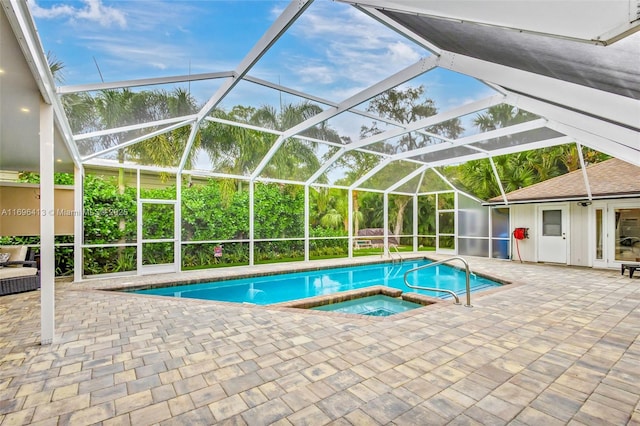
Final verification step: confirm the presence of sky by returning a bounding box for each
[29,0,494,145]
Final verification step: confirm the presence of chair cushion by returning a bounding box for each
[0,246,28,267]
[0,267,38,279]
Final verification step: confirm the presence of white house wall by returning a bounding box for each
[508,199,640,268]
[509,204,537,262]
[510,202,589,266]
[570,203,590,267]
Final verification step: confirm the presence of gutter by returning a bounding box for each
[482,193,640,206]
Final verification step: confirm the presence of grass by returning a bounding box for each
[353,246,435,256]
[182,246,437,269]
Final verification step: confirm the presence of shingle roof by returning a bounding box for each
[487,158,640,204]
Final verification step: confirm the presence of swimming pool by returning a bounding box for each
[130,259,501,305]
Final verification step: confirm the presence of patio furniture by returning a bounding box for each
[356,229,399,248]
[354,239,372,249]
[621,263,639,279]
[0,246,40,296]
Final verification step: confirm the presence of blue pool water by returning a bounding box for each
[312,295,423,316]
[131,259,501,304]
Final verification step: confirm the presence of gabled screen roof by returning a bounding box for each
[1,0,638,199]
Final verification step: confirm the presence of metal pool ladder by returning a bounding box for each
[383,245,404,263]
[403,256,473,307]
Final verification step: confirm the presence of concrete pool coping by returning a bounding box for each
[70,253,515,324]
[78,254,509,321]
[75,254,430,292]
[271,285,444,320]
[76,253,510,293]
[272,286,442,310]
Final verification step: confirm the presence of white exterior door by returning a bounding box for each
[538,205,568,263]
[609,204,640,267]
[592,202,640,269]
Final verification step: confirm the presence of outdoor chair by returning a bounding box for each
[621,263,639,279]
[0,245,41,296]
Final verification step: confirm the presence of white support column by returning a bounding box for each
[576,143,593,200]
[489,156,508,206]
[136,169,142,274]
[488,207,494,259]
[413,194,419,252]
[454,192,459,255]
[348,189,354,258]
[414,171,426,253]
[435,194,440,252]
[383,193,389,255]
[175,173,182,271]
[304,185,310,262]
[40,102,55,345]
[73,165,84,283]
[249,181,255,265]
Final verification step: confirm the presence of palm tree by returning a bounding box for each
[199,106,273,193]
[47,51,64,84]
[452,102,612,200]
[249,102,340,181]
[127,88,200,169]
[47,53,100,139]
[473,104,536,131]
[320,208,343,229]
[201,101,341,186]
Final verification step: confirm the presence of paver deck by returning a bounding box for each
[0,255,639,425]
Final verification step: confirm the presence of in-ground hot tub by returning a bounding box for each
[274,285,441,317]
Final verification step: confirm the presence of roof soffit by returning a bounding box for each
[378,11,640,101]
[342,0,640,45]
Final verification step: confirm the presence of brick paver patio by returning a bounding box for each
[0,255,639,425]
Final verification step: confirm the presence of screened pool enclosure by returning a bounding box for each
[75,169,512,277]
[2,2,638,283]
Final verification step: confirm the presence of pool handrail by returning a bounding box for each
[382,245,404,263]
[403,256,472,307]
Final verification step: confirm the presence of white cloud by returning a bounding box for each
[297,64,336,85]
[284,2,426,94]
[387,41,421,64]
[75,0,126,28]
[81,34,188,75]
[29,0,126,28]
[28,1,75,19]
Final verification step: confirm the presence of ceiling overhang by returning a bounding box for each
[0,2,77,173]
[343,0,640,45]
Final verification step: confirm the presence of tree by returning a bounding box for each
[451,104,609,200]
[47,51,65,85]
[200,101,341,198]
[473,103,534,131]
[127,88,200,169]
[248,102,340,180]
[359,85,464,238]
[310,187,345,231]
[362,86,463,149]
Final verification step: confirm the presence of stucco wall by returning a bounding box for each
[507,199,639,268]
[509,204,535,262]
[0,183,74,236]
